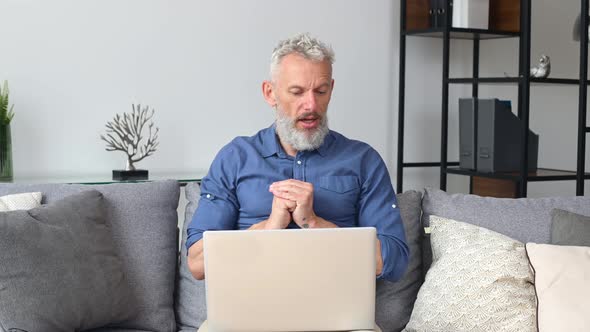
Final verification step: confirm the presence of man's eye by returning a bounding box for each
[316,90,327,95]
[291,91,303,96]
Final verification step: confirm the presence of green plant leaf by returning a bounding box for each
[0,80,14,124]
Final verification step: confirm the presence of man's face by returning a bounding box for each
[263,53,334,151]
[271,53,334,133]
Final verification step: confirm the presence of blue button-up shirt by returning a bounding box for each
[186,125,409,281]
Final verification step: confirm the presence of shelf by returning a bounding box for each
[448,77,590,85]
[398,0,588,197]
[403,27,520,40]
[0,171,207,186]
[403,162,459,168]
[445,167,590,182]
[448,77,520,84]
[530,78,590,85]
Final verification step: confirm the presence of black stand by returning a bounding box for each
[112,169,148,181]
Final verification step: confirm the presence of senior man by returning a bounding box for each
[186,33,408,331]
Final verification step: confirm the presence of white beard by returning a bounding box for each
[275,107,329,152]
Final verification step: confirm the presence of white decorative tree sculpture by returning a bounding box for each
[101,104,159,179]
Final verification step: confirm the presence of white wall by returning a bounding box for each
[1,0,396,178]
[0,0,587,197]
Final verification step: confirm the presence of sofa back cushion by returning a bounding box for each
[551,208,590,246]
[175,184,424,332]
[175,182,207,331]
[375,190,423,332]
[0,181,180,332]
[0,190,136,331]
[421,187,590,270]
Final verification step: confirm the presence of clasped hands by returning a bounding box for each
[267,179,318,229]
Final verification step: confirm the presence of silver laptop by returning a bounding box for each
[203,227,377,332]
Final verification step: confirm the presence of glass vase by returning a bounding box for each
[0,124,13,181]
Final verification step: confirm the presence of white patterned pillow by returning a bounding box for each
[0,192,42,211]
[404,216,536,332]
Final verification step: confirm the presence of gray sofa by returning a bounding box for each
[0,180,181,332]
[0,180,589,332]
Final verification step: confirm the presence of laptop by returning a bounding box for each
[203,227,377,332]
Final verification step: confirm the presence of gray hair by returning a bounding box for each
[270,33,335,80]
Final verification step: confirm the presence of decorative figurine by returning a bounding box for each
[101,104,159,180]
[530,54,551,79]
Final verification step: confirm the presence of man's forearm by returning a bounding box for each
[376,238,383,276]
[250,215,338,230]
[248,219,285,230]
[187,240,206,280]
[306,215,338,229]
[249,219,270,230]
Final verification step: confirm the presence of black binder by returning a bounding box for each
[430,0,453,28]
[458,98,539,173]
[459,98,476,169]
[476,98,539,173]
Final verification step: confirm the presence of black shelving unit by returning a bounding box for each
[397,0,590,197]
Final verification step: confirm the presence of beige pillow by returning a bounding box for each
[526,243,590,332]
[0,192,42,211]
[404,216,536,332]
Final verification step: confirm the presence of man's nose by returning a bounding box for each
[303,91,317,111]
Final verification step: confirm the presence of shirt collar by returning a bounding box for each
[259,124,285,158]
[315,131,334,157]
[259,123,334,158]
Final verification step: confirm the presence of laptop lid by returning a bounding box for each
[203,227,376,332]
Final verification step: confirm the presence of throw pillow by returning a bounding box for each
[526,243,590,332]
[0,180,181,332]
[404,216,536,332]
[0,190,136,332]
[550,208,590,246]
[375,190,424,332]
[0,191,42,211]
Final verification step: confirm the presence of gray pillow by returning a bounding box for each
[0,180,180,332]
[421,187,590,270]
[175,182,207,331]
[0,190,135,332]
[422,187,590,243]
[551,208,590,246]
[174,184,424,332]
[376,190,423,332]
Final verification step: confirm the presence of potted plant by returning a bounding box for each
[0,80,15,181]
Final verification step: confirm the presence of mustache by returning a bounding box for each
[296,112,322,120]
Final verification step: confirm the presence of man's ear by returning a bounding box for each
[262,80,277,107]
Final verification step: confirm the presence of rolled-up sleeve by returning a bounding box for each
[186,145,240,251]
[358,149,409,282]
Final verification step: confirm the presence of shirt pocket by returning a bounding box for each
[316,176,360,224]
[319,176,360,194]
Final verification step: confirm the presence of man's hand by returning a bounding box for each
[269,179,318,228]
[266,195,296,229]
[249,194,295,230]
